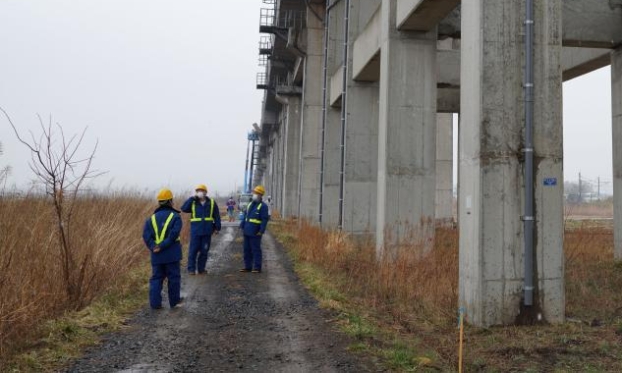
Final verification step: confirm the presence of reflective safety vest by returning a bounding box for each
[245,203,263,224]
[191,199,215,223]
[151,212,179,245]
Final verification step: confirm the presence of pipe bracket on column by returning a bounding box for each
[522,216,535,221]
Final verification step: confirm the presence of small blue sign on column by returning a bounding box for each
[543,177,557,186]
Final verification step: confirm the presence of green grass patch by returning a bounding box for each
[4,262,150,372]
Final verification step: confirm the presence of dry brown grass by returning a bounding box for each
[273,219,622,371]
[0,193,152,363]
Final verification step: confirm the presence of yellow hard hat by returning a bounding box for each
[195,184,208,192]
[253,185,265,195]
[157,188,173,201]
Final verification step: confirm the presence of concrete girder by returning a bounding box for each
[436,1,622,48]
[563,0,622,48]
[562,47,612,81]
[397,0,461,32]
[352,5,382,81]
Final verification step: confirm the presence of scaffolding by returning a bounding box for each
[256,72,269,90]
[259,35,273,55]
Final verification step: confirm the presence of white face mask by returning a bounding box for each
[196,191,206,199]
[252,194,260,202]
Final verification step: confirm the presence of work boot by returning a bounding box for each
[239,268,251,273]
[173,297,185,309]
[252,269,261,273]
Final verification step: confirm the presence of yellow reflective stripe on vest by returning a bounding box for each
[245,203,263,224]
[151,212,175,245]
[191,199,215,222]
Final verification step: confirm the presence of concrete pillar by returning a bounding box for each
[343,0,380,238]
[283,97,302,218]
[613,48,622,259]
[320,2,344,229]
[459,0,564,326]
[435,113,453,226]
[321,109,342,227]
[376,0,437,252]
[298,5,325,222]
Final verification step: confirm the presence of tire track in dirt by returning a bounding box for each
[67,224,373,372]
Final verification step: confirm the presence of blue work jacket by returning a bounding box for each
[239,200,270,237]
[181,197,222,236]
[142,206,183,265]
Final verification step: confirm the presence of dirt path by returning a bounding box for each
[68,224,373,372]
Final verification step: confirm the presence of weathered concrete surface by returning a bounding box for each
[298,5,325,221]
[562,0,622,48]
[396,0,460,31]
[435,1,622,48]
[338,1,381,238]
[459,0,564,326]
[352,4,382,81]
[321,0,347,228]
[282,97,301,218]
[613,48,622,260]
[329,65,344,107]
[376,0,437,252]
[436,113,453,225]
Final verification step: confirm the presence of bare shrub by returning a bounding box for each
[2,108,106,306]
[0,194,152,360]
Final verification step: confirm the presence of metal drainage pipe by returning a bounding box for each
[523,0,535,306]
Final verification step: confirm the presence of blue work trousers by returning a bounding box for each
[188,234,212,273]
[149,261,181,309]
[243,235,263,271]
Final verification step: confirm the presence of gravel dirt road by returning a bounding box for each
[67,224,374,372]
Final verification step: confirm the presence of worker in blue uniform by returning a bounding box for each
[142,188,183,309]
[239,185,270,273]
[181,184,221,275]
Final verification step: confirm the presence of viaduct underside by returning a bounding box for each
[254,0,622,326]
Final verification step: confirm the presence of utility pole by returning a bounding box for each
[598,177,601,201]
[578,172,582,203]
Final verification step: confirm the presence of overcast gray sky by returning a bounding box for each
[0,1,615,196]
[0,0,263,196]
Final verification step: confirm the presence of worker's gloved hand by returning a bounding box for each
[256,232,262,236]
[213,230,219,235]
[153,246,161,253]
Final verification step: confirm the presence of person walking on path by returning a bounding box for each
[226,196,236,222]
[181,184,221,275]
[239,185,270,273]
[142,188,183,309]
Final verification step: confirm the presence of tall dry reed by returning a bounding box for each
[286,221,459,328]
[0,193,152,358]
[280,220,622,331]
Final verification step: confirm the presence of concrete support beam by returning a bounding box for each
[562,47,613,81]
[397,0,460,32]
[329,65,344,107]
[562,1,622,48]
[613,48,622,260]
[459,0,564,326]
[298,5,325,221]
[352,5,382,81]
[282,97,301,218]
[435,113,453,226]
[376,0,437,252]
